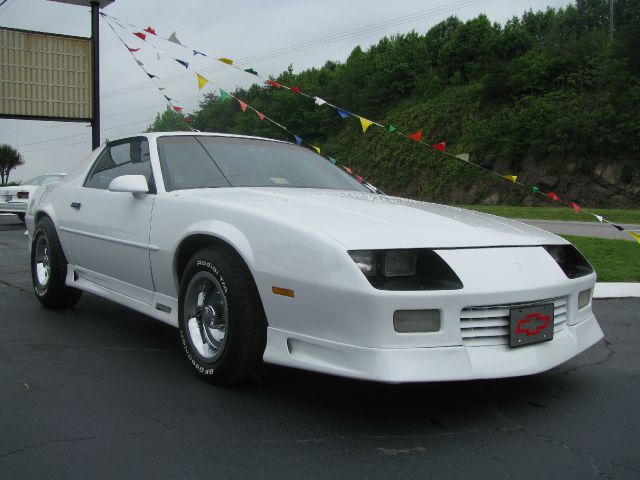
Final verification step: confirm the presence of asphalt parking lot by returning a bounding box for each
[1,214,639,479]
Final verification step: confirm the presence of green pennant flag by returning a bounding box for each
[387,124,396,133]
[244,68,258,75]
[328,156,337,165]
[532,186,540,193]
[219,88,230,101]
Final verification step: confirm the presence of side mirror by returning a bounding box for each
[108,175,149,197]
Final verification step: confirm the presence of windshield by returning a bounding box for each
[23,174,65,186]
[157,135,369,192]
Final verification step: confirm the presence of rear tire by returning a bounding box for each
[178,247,267,385]
[31,216,82,309]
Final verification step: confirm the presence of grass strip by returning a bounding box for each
[562,235,640,282]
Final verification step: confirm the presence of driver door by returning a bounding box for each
[57,137,157,303]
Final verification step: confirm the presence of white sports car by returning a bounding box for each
[26,132,604,384]
[1,173,66,222]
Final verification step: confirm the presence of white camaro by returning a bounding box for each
[26,132,604,384]
[0,173,66,223]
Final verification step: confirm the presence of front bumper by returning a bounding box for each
[264,314,604,382]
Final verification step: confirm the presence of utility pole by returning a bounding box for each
[610,0,614,42]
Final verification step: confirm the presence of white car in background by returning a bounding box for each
[25,132,603,385]
[1,173,66,223]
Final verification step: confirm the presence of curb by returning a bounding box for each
[594,283,640,299]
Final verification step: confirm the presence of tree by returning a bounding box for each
[0,143,24,186]
[146,107,191,132]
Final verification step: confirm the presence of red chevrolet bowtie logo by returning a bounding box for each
[516,312,551,336]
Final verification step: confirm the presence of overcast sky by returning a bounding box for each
[0,0,573,182]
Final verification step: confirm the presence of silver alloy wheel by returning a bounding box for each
[183,271,229,360]
[34,234,51,289]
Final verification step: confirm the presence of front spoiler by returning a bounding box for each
[263,314,604,383]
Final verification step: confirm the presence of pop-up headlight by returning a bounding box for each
[543,244,594,279]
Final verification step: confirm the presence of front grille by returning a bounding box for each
[460,297,568,347]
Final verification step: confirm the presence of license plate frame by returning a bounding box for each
[509,303,554,348]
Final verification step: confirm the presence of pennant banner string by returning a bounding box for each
[101,11,632,236]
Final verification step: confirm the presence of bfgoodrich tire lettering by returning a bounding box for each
[31,216,82,309]
[178,247,267,385]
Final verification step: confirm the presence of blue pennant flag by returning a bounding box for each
[294,136,302,145]
[193,50,206,57]
[147,72,158,79]
[174,58,189,69]
[336,109,351,119]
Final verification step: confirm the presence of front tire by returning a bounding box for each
[31,216,82,308]
[179,247,267,385]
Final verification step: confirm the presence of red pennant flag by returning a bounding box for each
[356,175,363,183]
[568,202,581,213]
[238,100,248,112]
[266,79,281,88]
[172,105,183,112]
[256,111,265,121]
[291,86,302,94]
[126,45,140,52]
[547,192,559,201]
[181,117,190,123]
[408,130,422,142]
[144,26,156,35]
[432,141,446,151]
[133,32,146,41]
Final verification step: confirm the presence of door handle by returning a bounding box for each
[70,202,81,209]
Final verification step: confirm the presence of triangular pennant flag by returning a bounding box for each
[360,117,373,134]
[312,146,320,154]
[610,223,626,232]
[135,59,144,67]
[146,72,158,79]
[172,105,183,112]
[219,88,230,101]
[218,58,234,65]
[432,142,446,151]
[408,129,422,142]
[168,32,182,45]
[193,50,206,57]
[126,45,140,52]
[356,175,363,183]
[314,97,326,106]
[532,186,540,193]
[175,59,189,69]
[336,109,350,119]
[291,86,302,94]
[547,192,560,201]
[328,157,337,165]
[181,117,190,123]
[158,87,166,90]
[342,166,353,174]
[593,214,604,222]
[133,32,146,41]
[503,175,518,183]
[238,100,248,112]
[455,153,470,161]
[163,95,172,102]
[294,135,302,145]
[568,202,581,213]
[387,124,397,133]
[144,26,156,35]
[256,111,265,121]
[629,231,640,244]
[196,73,208,91]
[266,79,281,88]
[244,68,258,75]
[156,49,165,61]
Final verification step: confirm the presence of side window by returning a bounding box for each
[84,138,155,191]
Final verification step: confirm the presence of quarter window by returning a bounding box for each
[84,138,155,191]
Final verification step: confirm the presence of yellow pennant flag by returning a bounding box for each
[196,73,209,91]
[312,145,321,154]
[360,117,373,134]
[629,231,640,245]
[503,175,518,183]
[218,57,233,65]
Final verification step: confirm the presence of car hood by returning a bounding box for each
[176,187,565,249]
